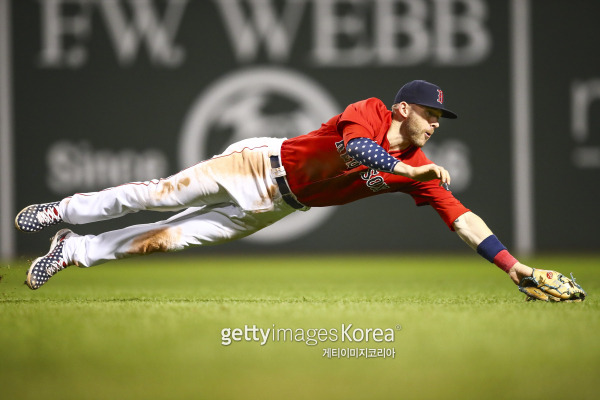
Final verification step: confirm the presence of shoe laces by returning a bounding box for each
[44,236,70,276]
[45,259,69,276]
[37,205,61,225]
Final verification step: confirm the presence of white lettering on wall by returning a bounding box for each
[38,0,188,68]
[433,0,490,65]
[38,0,93,67]
[213,0,308,62]
[46,141,169,193]
[571,79,600,168]
[37,0,492,68]
[312,0,491,66]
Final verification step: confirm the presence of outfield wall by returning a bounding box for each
[1,0,599,257]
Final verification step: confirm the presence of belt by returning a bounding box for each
[269,155,307,210]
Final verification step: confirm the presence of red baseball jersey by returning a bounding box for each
[280,97,470,230]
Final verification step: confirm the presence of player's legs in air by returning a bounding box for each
[16,138,297,289]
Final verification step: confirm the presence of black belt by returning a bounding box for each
[269,155,307,210]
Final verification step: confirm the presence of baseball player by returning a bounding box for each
[16,80,586,301]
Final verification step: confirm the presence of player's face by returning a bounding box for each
[401,104,442,148]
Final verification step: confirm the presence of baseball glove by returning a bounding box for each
[518,269,586,302]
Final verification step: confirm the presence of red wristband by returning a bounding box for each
[493,250,518,273]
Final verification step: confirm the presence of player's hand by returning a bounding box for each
[407,164,451,186]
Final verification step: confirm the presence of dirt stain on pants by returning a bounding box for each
[127,227,182,255]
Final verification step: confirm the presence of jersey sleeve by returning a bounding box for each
[408,181,470,231]
[339,98,390,146]
[346,137,399,173]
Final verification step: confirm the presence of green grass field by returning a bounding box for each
[1,254,599,400]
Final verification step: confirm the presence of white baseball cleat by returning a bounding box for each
[25,229,79,290]
[15,202,63,233]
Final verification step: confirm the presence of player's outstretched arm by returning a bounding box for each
[452,211,531,284]
[452,211,587,301]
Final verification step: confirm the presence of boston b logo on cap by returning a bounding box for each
[393,80,458,119]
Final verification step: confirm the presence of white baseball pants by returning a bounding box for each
[59,138,300,267]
